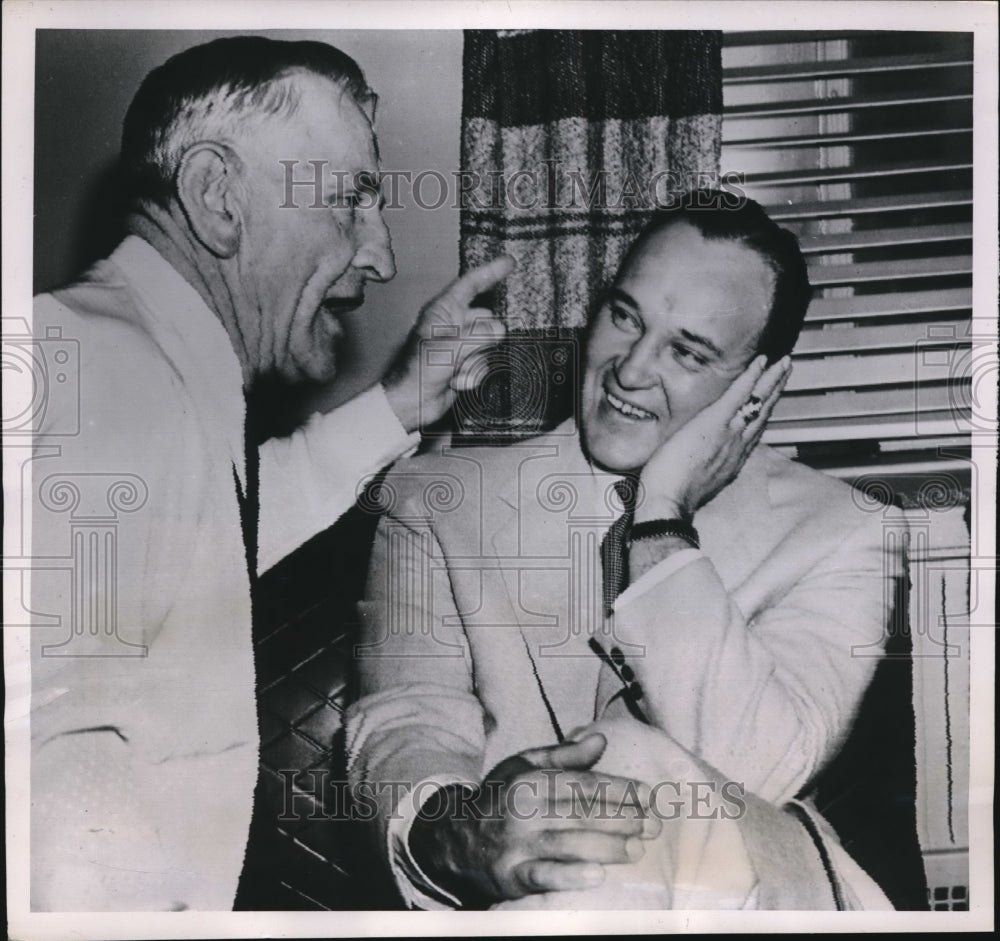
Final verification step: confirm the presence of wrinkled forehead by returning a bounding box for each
[256,71,380,167]
[288,69,376,128]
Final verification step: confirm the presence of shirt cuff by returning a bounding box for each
[389,775,475,910]
[614,548,703,612]
[306,383,420,478]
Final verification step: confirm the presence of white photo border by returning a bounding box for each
[4,1,996,937]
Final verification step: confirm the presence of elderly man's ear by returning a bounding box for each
[175,143,244,258]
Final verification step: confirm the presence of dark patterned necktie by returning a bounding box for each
[595,476,647,723]
[600,477,638,617]
[233,408,260,603]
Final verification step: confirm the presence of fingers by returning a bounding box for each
[513,859,605,895]
[535,801,661,841]
[414,256,514,399]
[441,255,516,307]
[714,354,767,415]
[518,732,607,772]
[728,356,791,435]
[448,314,508,392]
[750,355,792,404]
[463,310,507,342]
[740,359,792,437]
[485,774,661,840]
[507,828,653,895]
[530,829,647,866]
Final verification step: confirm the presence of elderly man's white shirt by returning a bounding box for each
[29,237,418,910]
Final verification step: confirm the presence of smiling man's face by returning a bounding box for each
[235,71,395,385]
[580,220,776,474]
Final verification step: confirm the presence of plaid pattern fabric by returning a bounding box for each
[460,30,723,329]
[457,30,722,438]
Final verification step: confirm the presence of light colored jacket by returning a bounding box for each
[27,237,416,910]
[346,420,903,908]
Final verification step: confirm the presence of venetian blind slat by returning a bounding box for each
[721,31,974,451]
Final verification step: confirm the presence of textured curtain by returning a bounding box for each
[456,30,723,440]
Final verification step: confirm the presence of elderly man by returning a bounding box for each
[29,37,510,911]
[345,193,902,909]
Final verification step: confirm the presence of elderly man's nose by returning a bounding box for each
[353,212,396,282]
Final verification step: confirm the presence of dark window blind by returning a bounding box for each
[721,32,974,480]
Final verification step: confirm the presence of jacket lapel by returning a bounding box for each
[485,425,618,742]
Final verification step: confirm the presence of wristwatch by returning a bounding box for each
[627,517,700,551]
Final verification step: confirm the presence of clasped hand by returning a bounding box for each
[409,733,661,904]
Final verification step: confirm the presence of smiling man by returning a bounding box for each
[581,219,778,474]
[29,37,511,911]
[345,192,903,909]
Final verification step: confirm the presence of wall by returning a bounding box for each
[33,29,463,408]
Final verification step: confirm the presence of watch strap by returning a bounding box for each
[627,517,700,550]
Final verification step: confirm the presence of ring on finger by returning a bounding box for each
[737,396,762,425]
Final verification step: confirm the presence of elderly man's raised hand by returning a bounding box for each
[408,732,661,905]
[381,256,515,433]
[636,355,792,523]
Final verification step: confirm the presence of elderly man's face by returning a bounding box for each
[580,221,775,474]
[236,72,395,384]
